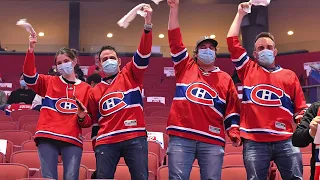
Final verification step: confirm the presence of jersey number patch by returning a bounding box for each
[250,84,284,107]
[185,82,218,106]
[99,92,127,117]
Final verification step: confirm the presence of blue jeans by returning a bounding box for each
[167,136,225,180]
[37,138,82,180]
[95,136,148,180]
[243,138,303,180]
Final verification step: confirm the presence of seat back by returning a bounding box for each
[81,152,96,170]
[148,141,162,165]
[3,140,13,162]
[225,143,242,154]
[0,163,29,179]
[22,140,37,150]
[18,115,39,129]
[302,153,312,166]
[146,123,167,133]
[11,110,40,122]
[114,165,131,180]
[0,110,5,115]
[10,150,41,170]
[83,140,93,152]
[0,121,18,131]
[0,130,32,149]
[22,122,37,135]
[223,153,244,167]
[0,115,13,122]
[221,166,247,180]
[0,152,4,163]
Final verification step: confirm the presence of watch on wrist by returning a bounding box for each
[144,23,153,31]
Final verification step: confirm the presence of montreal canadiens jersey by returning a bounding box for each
[167,28,241,147]
[227,36,308,142]
[5,103,32,115]
[23,52,92,148]
[88,31,152,147]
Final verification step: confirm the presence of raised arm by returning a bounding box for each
[168,0,179,30]
[227,3,249,38]
[23,34,50,97]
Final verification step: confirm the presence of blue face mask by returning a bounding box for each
[258,49,275,67]
[57,62,74,76]
[198,48,216,65]
[20,80,27,87]
[102,59,119,76]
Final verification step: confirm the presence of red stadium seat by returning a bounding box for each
[223,153,244,167]
[0,110,5,115]
[145,106,170,116]
[0,115,13,122]
[145,117,167,124]
[11,150,41,177]
[0,163,29,179]
[0,121,18,131]
[302,153,312,166]
[21,140,37,150]
[81,151,96,171]
[221,166,247,180]
[3,140,13,162]
[83,140,93,152]
[39,164,88,180]
[150,110,170,118]
[0,130,32,150]
[118,152,159,174]
[114,165,131,180]
[18,115,39,129]
[157,165,200,180]
[82,127,92,136]
[300,144,312,153]
[148,141,163,165]
[0,152,4,163]
[225,143,242,154]
[11,110,40,122]
[23,122,37,135]
[85,132,92,140]
[146,123,167,133]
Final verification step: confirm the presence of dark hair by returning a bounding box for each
[98,45,118,61]
[255,32,275,43]
[87,73,102,84]
[54,47,78,64]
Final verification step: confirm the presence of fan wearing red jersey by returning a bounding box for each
[88,5,153,180]
[23,34,91,180]
[227,2,307,180]
[166,0,241,179]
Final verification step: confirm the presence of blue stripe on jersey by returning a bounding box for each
[172,49,187,63]
[233,54,248,68]
[133,51,149,67]
[224,114,240,130]
[242,86,294,114]
[23,73,39,85]
[175,85,226,116]
[167,126,225,143]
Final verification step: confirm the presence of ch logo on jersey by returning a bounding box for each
[55,98,78,114]
[250,84,284,107]
[185,82,218,106]
[99,92,127,117]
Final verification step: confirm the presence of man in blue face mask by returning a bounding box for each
[165,0,241,179]
[7,73,36,105]
[227,2,308,180]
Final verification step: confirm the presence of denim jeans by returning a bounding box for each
[167,136,225,180]
[95,136,148,180]
[243,138,303,180]
[37,138,82,180]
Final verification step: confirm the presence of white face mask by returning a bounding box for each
[198,48,216,65]
[257,49,275,67]
[57,62,74,76]
[102,59,119,76]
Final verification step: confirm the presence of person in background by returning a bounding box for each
[24,33,91,180]
[7,74,36,105]
[0,89,7,110]
[292,101,320,180]
[227,2,308,179]
[88,53,104,77]
[86,73,102,88]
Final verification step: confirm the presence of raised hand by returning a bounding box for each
[29,34,37,52]
[143,5,153,25]
[167,0,179,8]
[238,2,251,17]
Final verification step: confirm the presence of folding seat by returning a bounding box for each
[21,140,37,150]
[83,140,94,152]
[150,110,170,118]
[85,132,92,140]
[221,166,247,180]
[223,153,244,167]
[0,110,5,115]
[145,117,167,125]
[81,151,96,171]
[146,123,167,133]
[0,121,18,131]
[300,144,312,153]
[0,163,29,179]
[0,152,4,163]
[10,150,41,177]
[225,143,242,154]
[114,165,131,180]
[0,130,32,150]
[302,153,312,166]
[22,122,37,135]
[144,106,170,116]
[2,140,13,162]
[0,114,13,122]
[18,115,39,129]
[11,110,39,122]
[148,141,163,165]
[82,127,92,136]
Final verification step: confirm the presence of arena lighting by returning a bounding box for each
[158,34,165,39]
[287,31,294,36]
[107,33,113,38]
[38,32,44,37]
[210,34,216,39]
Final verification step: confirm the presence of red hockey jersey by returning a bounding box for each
[227,36,307,142]
[167,28,241,147]
[5,103,32,115]
[88,31,152,147]
[23,52,92,148]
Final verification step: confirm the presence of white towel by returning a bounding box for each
[16,18,36,35]
[243,0,271,13]
[151,0,165,5]
[117,3,150,29]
